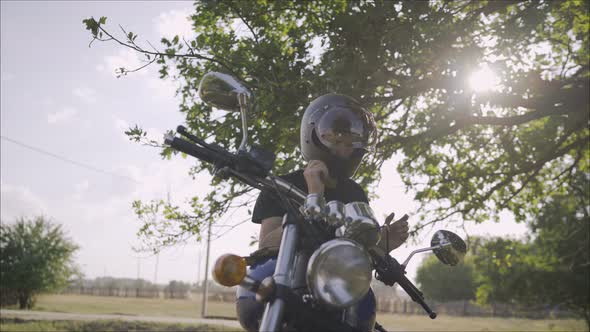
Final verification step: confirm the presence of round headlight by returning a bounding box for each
[306,239,372,308]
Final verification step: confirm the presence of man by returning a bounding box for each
[237,93,410,331]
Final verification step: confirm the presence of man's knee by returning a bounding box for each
[235,258,277,331]
[236,296,264,332]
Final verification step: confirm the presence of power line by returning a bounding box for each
[1,135,140,183]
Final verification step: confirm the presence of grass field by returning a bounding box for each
[33,293,235,318]
[376,314,587,331]
[19,294,588,331]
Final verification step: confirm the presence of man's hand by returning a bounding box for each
[379,212,410,253]
[303,160,330,195]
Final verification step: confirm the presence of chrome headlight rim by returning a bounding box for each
[336,202,381,248]
[306,238,372,308]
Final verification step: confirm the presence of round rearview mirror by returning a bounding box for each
[198,72,250,111]
[431,230,467,266]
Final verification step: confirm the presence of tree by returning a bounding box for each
[164,280,191,299]
[471,196,589,328]
[416,254,477,302]
[470,237,533,305]
[0,216,79,309]
[83,0,589,249]
[512,172,589,326]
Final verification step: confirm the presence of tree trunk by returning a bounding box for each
[18,290,32,309]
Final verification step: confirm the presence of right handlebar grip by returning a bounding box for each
[165,135,220,164]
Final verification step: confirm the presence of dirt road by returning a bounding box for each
[0,309,242,329]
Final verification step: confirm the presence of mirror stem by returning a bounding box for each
[401,242,451,268]
[238,92,249,152]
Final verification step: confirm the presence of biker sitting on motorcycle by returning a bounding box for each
[237,93,410,332]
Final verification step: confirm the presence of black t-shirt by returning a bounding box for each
[251,170,369,224]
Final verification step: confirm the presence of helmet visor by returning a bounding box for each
[316,107,377,152]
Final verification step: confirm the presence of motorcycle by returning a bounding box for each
[163,72,468,332]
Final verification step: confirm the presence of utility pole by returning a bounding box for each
[153,253,159,285]
[136,257,141,297]
[201,220,212,318]
[196,248,201,285]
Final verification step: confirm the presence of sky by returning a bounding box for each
[0,1,528,286]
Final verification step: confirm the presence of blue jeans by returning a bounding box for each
[236,257,376,332]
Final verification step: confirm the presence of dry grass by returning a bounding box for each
[32,294,587,331]
[376,313,588,331]
[0,318,238,332]
[35,294,236,318]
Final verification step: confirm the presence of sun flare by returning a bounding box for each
[469,65,500,92]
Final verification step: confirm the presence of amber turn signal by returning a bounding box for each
[213,254,247,287]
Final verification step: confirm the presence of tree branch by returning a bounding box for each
[95,23,242,80]
[227,3,260,44]
[456,107,566,126]
[484,131,586,207]
[381,121,464,148]
[412,208,466,234]
[117,56,158,77]
[375,97,406,122]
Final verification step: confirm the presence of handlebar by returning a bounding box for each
[397,271,437,319]
[165,127,435,319]
[164,131,305,209]
[164,134,225,165]
[372,251,437,319]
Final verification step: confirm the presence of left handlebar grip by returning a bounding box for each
[397,274,437,319]
[164,134,220,164]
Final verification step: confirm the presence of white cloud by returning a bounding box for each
[41,97,55,107]
[1,72,15,82]
[102,49,147,78]
[47,107,78,124]
[145,76,177,100]
[129,158,212,201]
[71,180,90,201]
[114,116,129,132]
[113,116,137,143]
[154,7,195,40]
[0,184,48,221]
[116,165,142,184]
[74,179,90,193]
[73,87,97,104]
[144,127,165,145]
[0,159,254,283]
[100,48,176,100]
[148,8,194,100]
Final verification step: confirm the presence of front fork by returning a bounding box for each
[259,213,299,332]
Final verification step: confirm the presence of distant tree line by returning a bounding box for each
[375,297,579,320]
[66,277,192,299]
